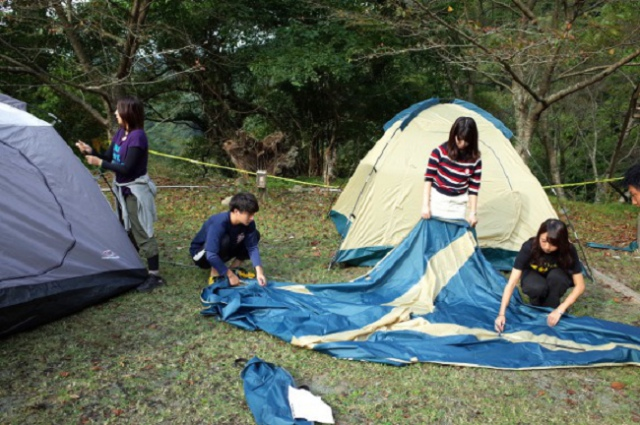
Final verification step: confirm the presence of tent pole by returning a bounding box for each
[328,127,402,270]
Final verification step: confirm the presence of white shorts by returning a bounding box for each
[430,189,468,220]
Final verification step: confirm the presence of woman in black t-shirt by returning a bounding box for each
[494,219,585,331]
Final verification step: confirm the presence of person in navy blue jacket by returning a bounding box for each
[190,192,266,286]
[624,164,640,249]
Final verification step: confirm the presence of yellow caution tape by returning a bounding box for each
[150,149,622,191]
[542,176,623,189]
[149,150,340,189]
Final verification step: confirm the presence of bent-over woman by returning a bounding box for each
[495,219,585,330]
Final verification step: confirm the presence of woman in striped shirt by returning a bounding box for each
[421,117,482,226]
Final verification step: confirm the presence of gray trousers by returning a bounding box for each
[126,194,159,259]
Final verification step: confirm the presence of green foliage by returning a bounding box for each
[234,1,454,177]
[3,0,639,188]
[146,121,201,156]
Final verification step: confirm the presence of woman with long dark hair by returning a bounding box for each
[76,96,164,293]
[495,219,585,330]
[422,116,482,227]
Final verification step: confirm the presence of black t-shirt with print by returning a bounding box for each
[513,238,581,276]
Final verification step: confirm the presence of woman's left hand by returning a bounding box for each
[85,155,102,167]
[547,309,563,327]
[467,215,478,227]
[494,315,506,333]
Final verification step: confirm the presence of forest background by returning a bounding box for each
[3,2,640,423]
[1,0,639,200]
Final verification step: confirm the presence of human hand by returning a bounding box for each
[256,271,267,287]
[85,155,102,167]
[421,207,431,220]
[75,140,92,155]
[546,309,563,327]
[494,314,506,333]
[467,215,478,227]
[227,271,241,287]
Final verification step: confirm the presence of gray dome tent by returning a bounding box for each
[0,98,146,337]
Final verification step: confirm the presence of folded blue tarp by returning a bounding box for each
[241,357,312,425]
[202,219,640,369]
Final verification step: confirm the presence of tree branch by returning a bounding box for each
[50,1,93,74]
[544,47,640,105]
[420,4,547,105]
[511,0,537,22]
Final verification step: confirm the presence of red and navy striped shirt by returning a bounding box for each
[424,143,482,196]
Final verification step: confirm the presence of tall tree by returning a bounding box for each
[360,0,640,188]
[0,0,199,136]
[239,0,451,181]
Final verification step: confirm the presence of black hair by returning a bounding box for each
[229,192,259,214]
[531,219,573,270]
[447,117,480,161]
[116,96,145,131]
[623,163,640,190]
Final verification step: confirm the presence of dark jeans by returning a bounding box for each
[521,268,573,308]
[193,231,260,270]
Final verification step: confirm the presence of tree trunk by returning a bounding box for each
[589,129,606,203]
[465,70,475,102]
[605,81,640,180]
[308,137,321,176]
[512,84,536,159]
[539,116,566,199]
[323,134,337,186]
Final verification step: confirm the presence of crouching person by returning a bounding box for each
[495,218,585,331]
[190,192,267,287]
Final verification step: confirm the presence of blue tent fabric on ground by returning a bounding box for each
[241,357,313,425]
[201,219,640,369]
[586,240,638,252]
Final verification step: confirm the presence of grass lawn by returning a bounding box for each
[1,157,639,424]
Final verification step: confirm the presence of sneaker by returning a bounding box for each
[208,275,226,285]
[137,274,166,293]
[232,267,255,279]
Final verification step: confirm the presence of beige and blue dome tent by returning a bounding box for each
[330,98,557,269]
[0,97,146,337]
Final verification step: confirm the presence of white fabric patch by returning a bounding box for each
[288,386,334,423]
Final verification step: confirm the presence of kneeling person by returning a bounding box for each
[495,219,585,331]
[190,192,267,287]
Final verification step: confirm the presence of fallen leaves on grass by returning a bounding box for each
[565,398,578,406]
[611,381,626,390]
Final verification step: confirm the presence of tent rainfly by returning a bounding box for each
[0,97,147,337]
[330,98,557,269]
